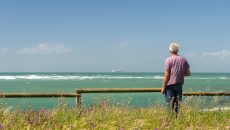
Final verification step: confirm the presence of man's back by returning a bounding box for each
[165,55,190,86]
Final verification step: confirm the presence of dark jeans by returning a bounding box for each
[165,84,182,113]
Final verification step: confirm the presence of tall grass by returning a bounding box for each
[0,96,230,130]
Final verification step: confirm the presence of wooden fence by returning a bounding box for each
[1,88,230,107]
[76,88,230,107]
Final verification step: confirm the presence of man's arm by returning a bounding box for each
[161,70,170,94]
[184,68,190,76]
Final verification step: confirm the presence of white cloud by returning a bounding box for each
[17,43,72,55]
[201,50,230,58]
[186,50,230,59]
[185,53,197,58]
[118,40,130,49]
[0,48,8,56]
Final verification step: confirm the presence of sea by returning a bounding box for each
[0,72,229,110]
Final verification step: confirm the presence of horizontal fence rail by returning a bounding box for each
[76,88,230,96]
[76,88,162,93]
[1,88,230,107]
[182,92,230,96]
[76,88,230,107]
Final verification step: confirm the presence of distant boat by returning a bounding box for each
[111,69,122,73]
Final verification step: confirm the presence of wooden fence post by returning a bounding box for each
[76,90,82,108]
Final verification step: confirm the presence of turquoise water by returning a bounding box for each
[0,72,229,109]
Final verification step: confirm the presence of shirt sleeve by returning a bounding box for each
[165,58,171,71]
[185,59,190,69]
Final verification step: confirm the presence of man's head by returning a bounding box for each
[169,42,180,54]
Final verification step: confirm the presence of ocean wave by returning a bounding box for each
[0,74,228,80]
[203,107,230,112]
[186,77,229,80]
[0,75,164,80]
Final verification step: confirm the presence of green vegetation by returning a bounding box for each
[0,97,230,130]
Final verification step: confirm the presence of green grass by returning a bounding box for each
[0,97,230,130]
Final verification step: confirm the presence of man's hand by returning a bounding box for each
[184,68,190,76]
[161,87,166,94]
[162,70,170,95]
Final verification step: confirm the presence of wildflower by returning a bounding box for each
[226,125,230,130]
[90,121,94,130]
[39,109,50,119]
[0,124,3,130]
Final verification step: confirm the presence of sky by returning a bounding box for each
[0,0,230,72]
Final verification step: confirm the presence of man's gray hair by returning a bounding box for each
[169,42,180,53]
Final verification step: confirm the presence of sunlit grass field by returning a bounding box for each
[0,97,230,130]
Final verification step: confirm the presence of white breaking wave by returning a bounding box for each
[0,74,228,80]
[0,75,164,80]
[152,76,163,79]
[203,107,230,112]
[186,77,229,80]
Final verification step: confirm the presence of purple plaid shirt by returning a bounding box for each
[165,55,190,86]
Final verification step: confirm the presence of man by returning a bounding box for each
[161,42,190,113]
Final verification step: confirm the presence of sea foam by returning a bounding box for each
[0,75,164,80]
[0,74,228,80]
